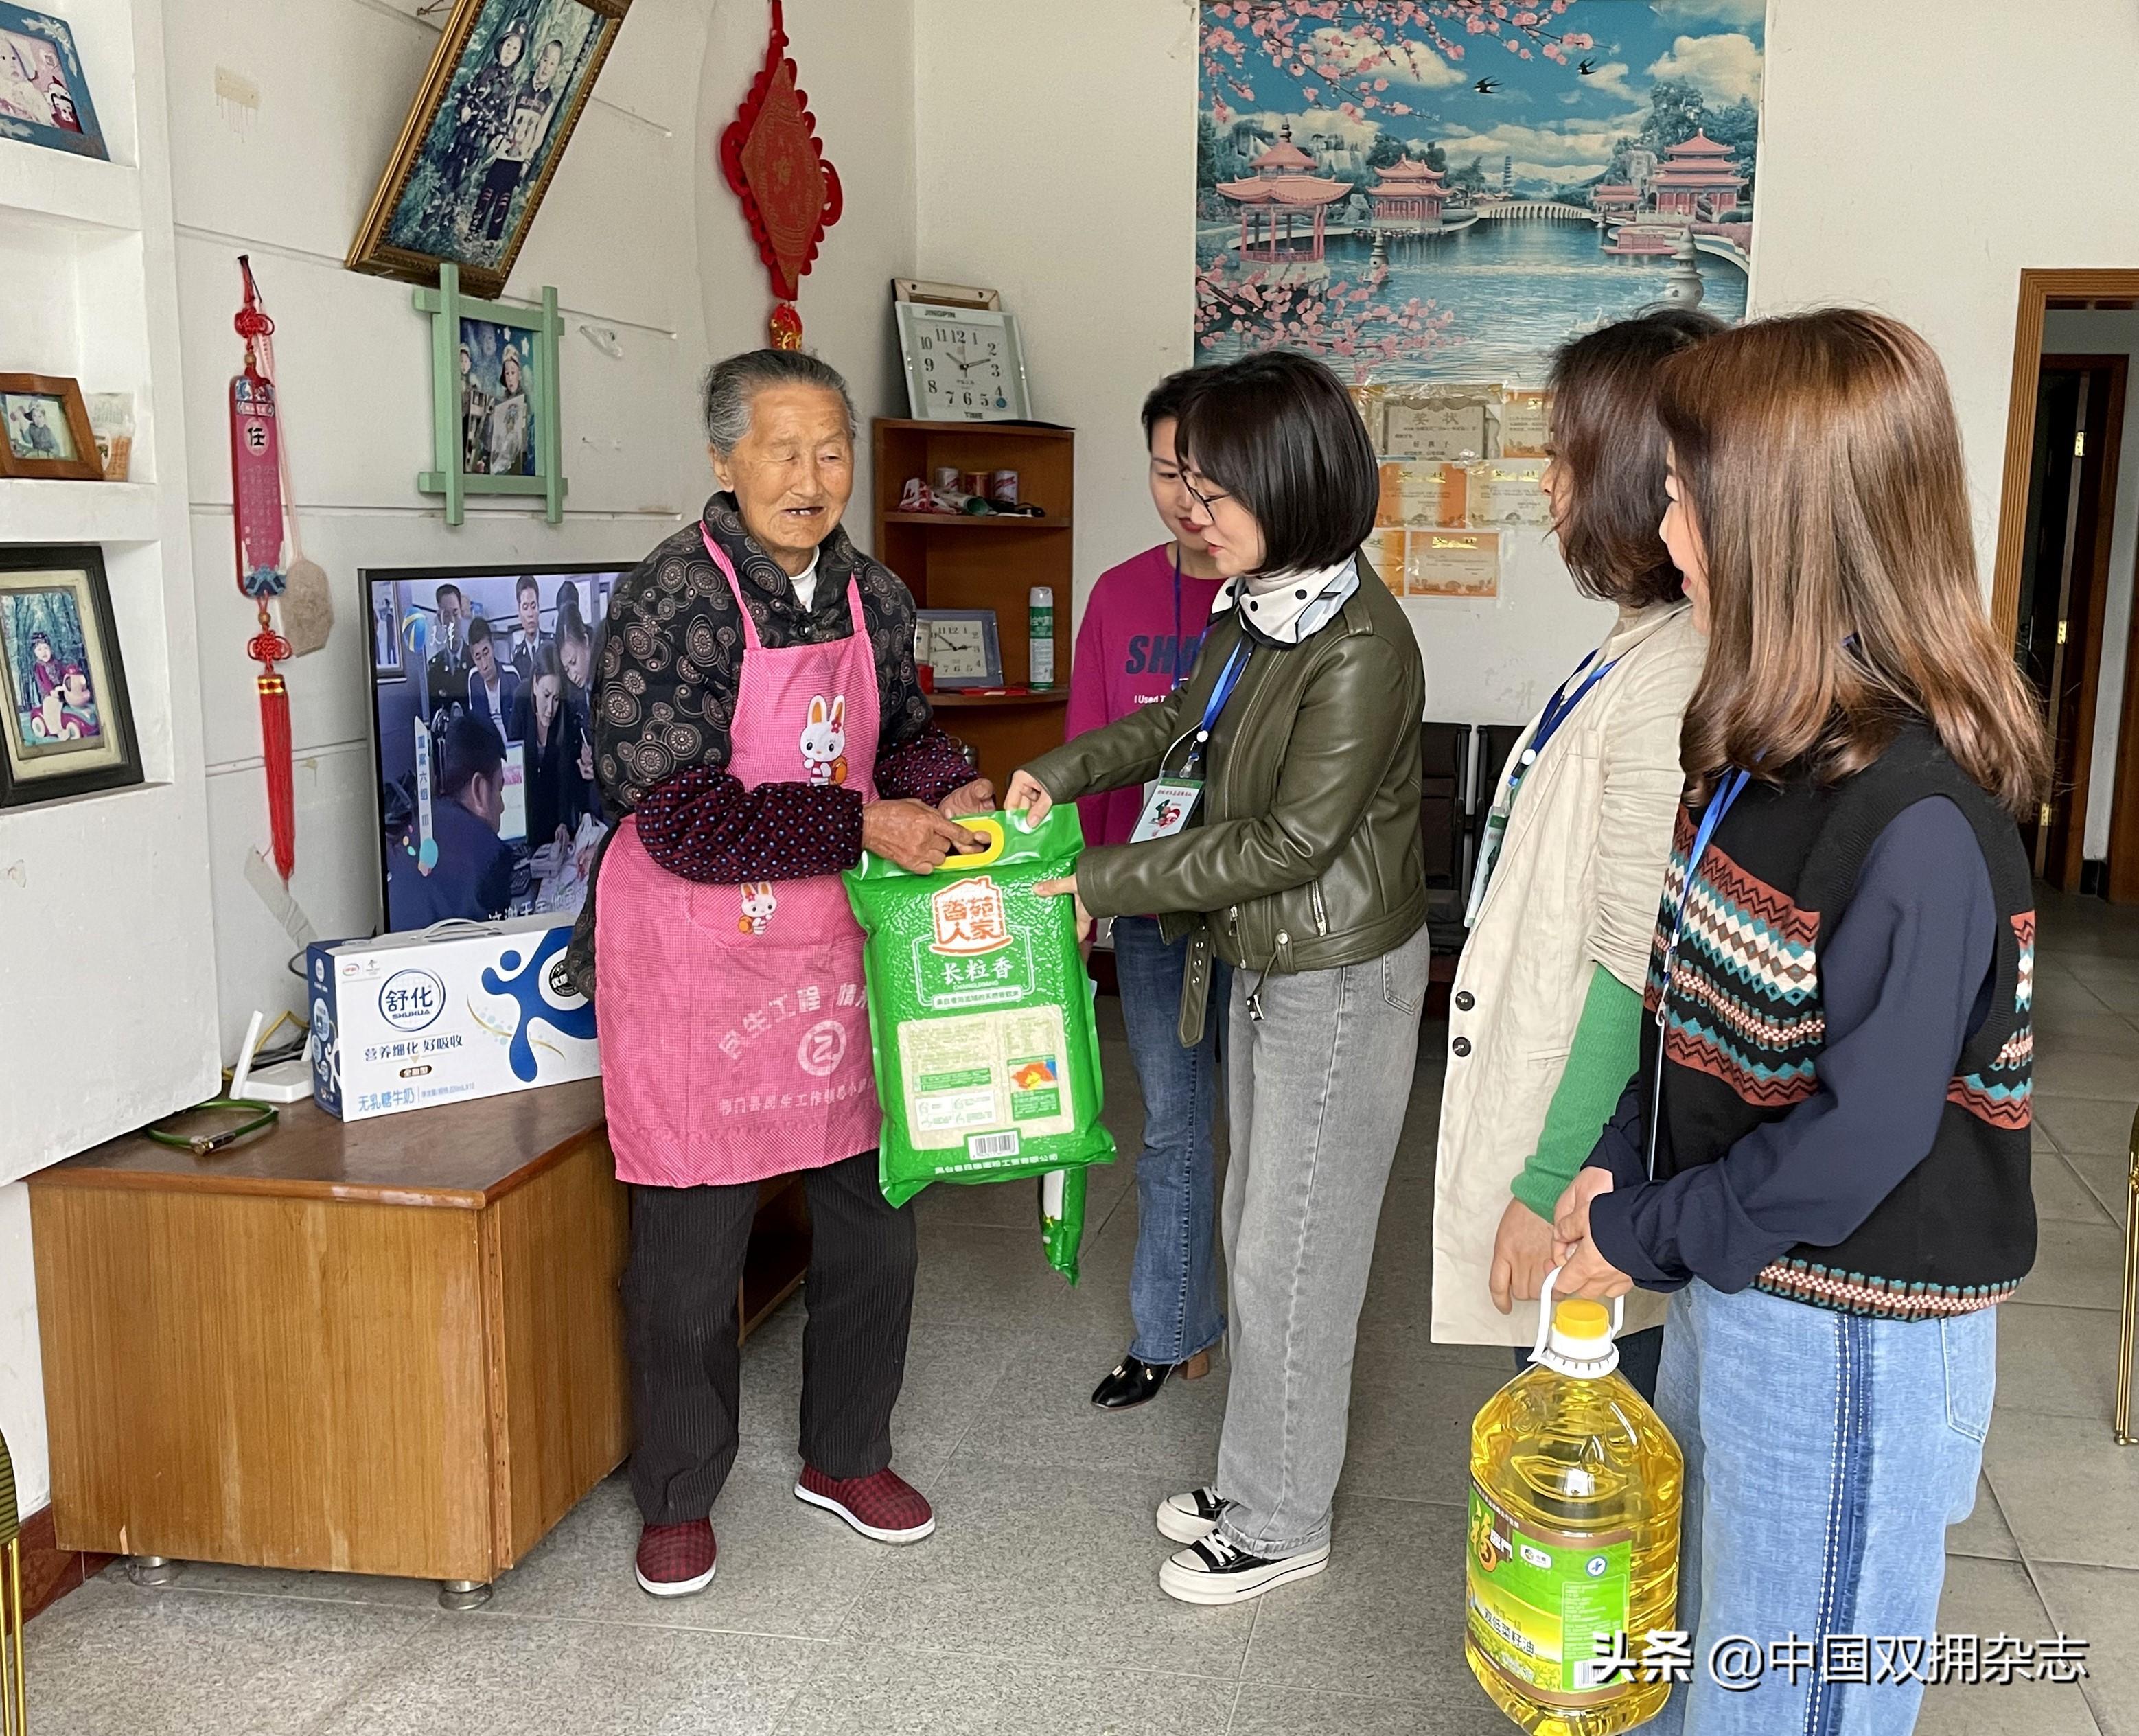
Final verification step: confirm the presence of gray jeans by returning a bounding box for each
[1214,919,1431,1558]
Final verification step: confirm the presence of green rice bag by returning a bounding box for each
[844,805,1115,1280]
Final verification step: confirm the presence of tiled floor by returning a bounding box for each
[25,892,2139,1734]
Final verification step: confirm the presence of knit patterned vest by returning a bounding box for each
[1641,725,2037,1320]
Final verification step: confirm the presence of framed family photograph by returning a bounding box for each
[0,3,106,159]
[0,545,140,807]
[0,373,100,481]
[415,264,566,526]
[347,0,632,299]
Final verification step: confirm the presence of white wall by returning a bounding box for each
[1757,0,2139,589]
[2042,310,2139,860]
[168,0,715,1061]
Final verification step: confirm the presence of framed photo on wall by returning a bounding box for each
[0,373,100,481]
[0,544,141,807]
[415,264,566,526]
[347,0,632,299]
[0,4,107,159]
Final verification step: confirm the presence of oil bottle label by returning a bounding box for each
[1467,1481,1633,1708]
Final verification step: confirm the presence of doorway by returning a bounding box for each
[2013,354,2125,885]
[1993,270,2139,901]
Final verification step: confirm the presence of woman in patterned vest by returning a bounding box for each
[1552,309,2050,1736]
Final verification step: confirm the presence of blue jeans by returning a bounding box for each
[1653,1282,1996,1736]
[1112,916,1228,1366]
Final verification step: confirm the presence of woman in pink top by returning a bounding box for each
[1068,372,1233,1411]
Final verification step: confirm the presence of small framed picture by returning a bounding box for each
[0,544,141,807]
[916,608,1002,688]
[415,264,566,526]
[0,374,100,481]
[0,5,107,160]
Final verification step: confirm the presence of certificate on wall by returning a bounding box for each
[1367,527,1409,595]
[1404,529,1501,599]
[1467,461,1553,531]
[1382,387,1494,462]
[1376,459,1464,529]
[1498,389,1552,459]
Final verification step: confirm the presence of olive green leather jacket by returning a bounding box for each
[1024,559,1426,1045]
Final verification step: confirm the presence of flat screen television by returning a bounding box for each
[362,562,631,936]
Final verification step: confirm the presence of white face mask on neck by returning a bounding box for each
[1214,556,1361,645]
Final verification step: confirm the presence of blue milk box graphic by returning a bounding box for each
[308,916,599,1121]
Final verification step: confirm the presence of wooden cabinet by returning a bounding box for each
[872,419,1075,793]
[27,1082,807,1606]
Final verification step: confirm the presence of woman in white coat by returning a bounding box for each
[1431,308,1718,1397]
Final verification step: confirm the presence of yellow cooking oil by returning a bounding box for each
[1466,1297,1683,1734]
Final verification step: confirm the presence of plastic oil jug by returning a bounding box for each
[1466,1269,1683,1734]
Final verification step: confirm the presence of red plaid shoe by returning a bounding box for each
[634,1518,715,1597]
[793,1464,936,1543]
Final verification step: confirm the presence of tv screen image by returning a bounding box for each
[362,563,627,936]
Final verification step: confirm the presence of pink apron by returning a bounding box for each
[597,531,882,1187]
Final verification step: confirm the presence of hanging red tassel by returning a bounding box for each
[231,256,297,880]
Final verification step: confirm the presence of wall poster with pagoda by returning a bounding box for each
[1194,1,1763,390]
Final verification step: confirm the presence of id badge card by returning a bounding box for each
[1130,776,1204,842]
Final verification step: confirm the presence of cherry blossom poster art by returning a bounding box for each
[1196,1,1761,386]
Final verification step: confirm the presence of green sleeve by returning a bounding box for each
[1507,964,1644,1221]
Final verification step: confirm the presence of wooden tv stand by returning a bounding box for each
[26,1080,808,1609]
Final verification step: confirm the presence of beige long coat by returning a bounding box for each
[1431,601,1705,1347]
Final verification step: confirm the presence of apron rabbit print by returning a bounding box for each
[800,694,848,785]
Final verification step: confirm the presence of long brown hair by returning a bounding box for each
[1658,308,2049,816]
[1547,305,1722,607]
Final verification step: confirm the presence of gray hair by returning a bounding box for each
[702,349,856,455]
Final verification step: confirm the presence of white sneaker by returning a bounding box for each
[1155,1485,1227,1545]
[1158,1532,1330,1606]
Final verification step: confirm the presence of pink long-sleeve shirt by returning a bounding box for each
[1064,544,1225,848]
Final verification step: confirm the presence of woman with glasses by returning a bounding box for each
[1007,349,1428,1606]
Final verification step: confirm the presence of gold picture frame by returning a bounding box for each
[347,0,631,300]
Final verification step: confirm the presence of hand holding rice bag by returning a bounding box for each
[844,805,1115,1280]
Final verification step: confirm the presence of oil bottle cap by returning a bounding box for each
[1554,1299,1611,1339]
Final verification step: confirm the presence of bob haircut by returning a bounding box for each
[1175,351,1378,575]
[1547,306,1722,608]
[1658,307,2050,818]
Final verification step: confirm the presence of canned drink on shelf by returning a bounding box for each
[932,465,961,495]
[989,469,1020,505]
[960,470,990,500]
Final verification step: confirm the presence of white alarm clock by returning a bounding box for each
[896,301,1032,422]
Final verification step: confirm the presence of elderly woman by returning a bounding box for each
[566,348,991,1600]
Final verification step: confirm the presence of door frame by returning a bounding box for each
[1993,269,2139,898]
[2035,353,2125,887]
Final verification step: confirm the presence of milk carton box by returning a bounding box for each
[307,917,599,1121]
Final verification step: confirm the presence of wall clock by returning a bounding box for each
[896,301,1031,422]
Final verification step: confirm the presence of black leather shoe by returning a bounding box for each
[1091,1348,1210,1411]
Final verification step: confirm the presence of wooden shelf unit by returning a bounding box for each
[872,419,1075,794]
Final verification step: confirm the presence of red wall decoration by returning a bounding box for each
[719,0,842,349]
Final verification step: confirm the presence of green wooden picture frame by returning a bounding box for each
[415,263,566,526]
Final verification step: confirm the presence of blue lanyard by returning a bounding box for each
[1184,638,1251,772]
[1658,769,1752,1014]
[1647,767,1750,1177]
[1510,650,1619,794]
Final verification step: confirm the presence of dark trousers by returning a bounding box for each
[624,1148,917,1525]
[1513,1323,1665,1403]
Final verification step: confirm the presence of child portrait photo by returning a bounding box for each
[347,0,630,297]
[459,318,539,477]
[5,391,76,462]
